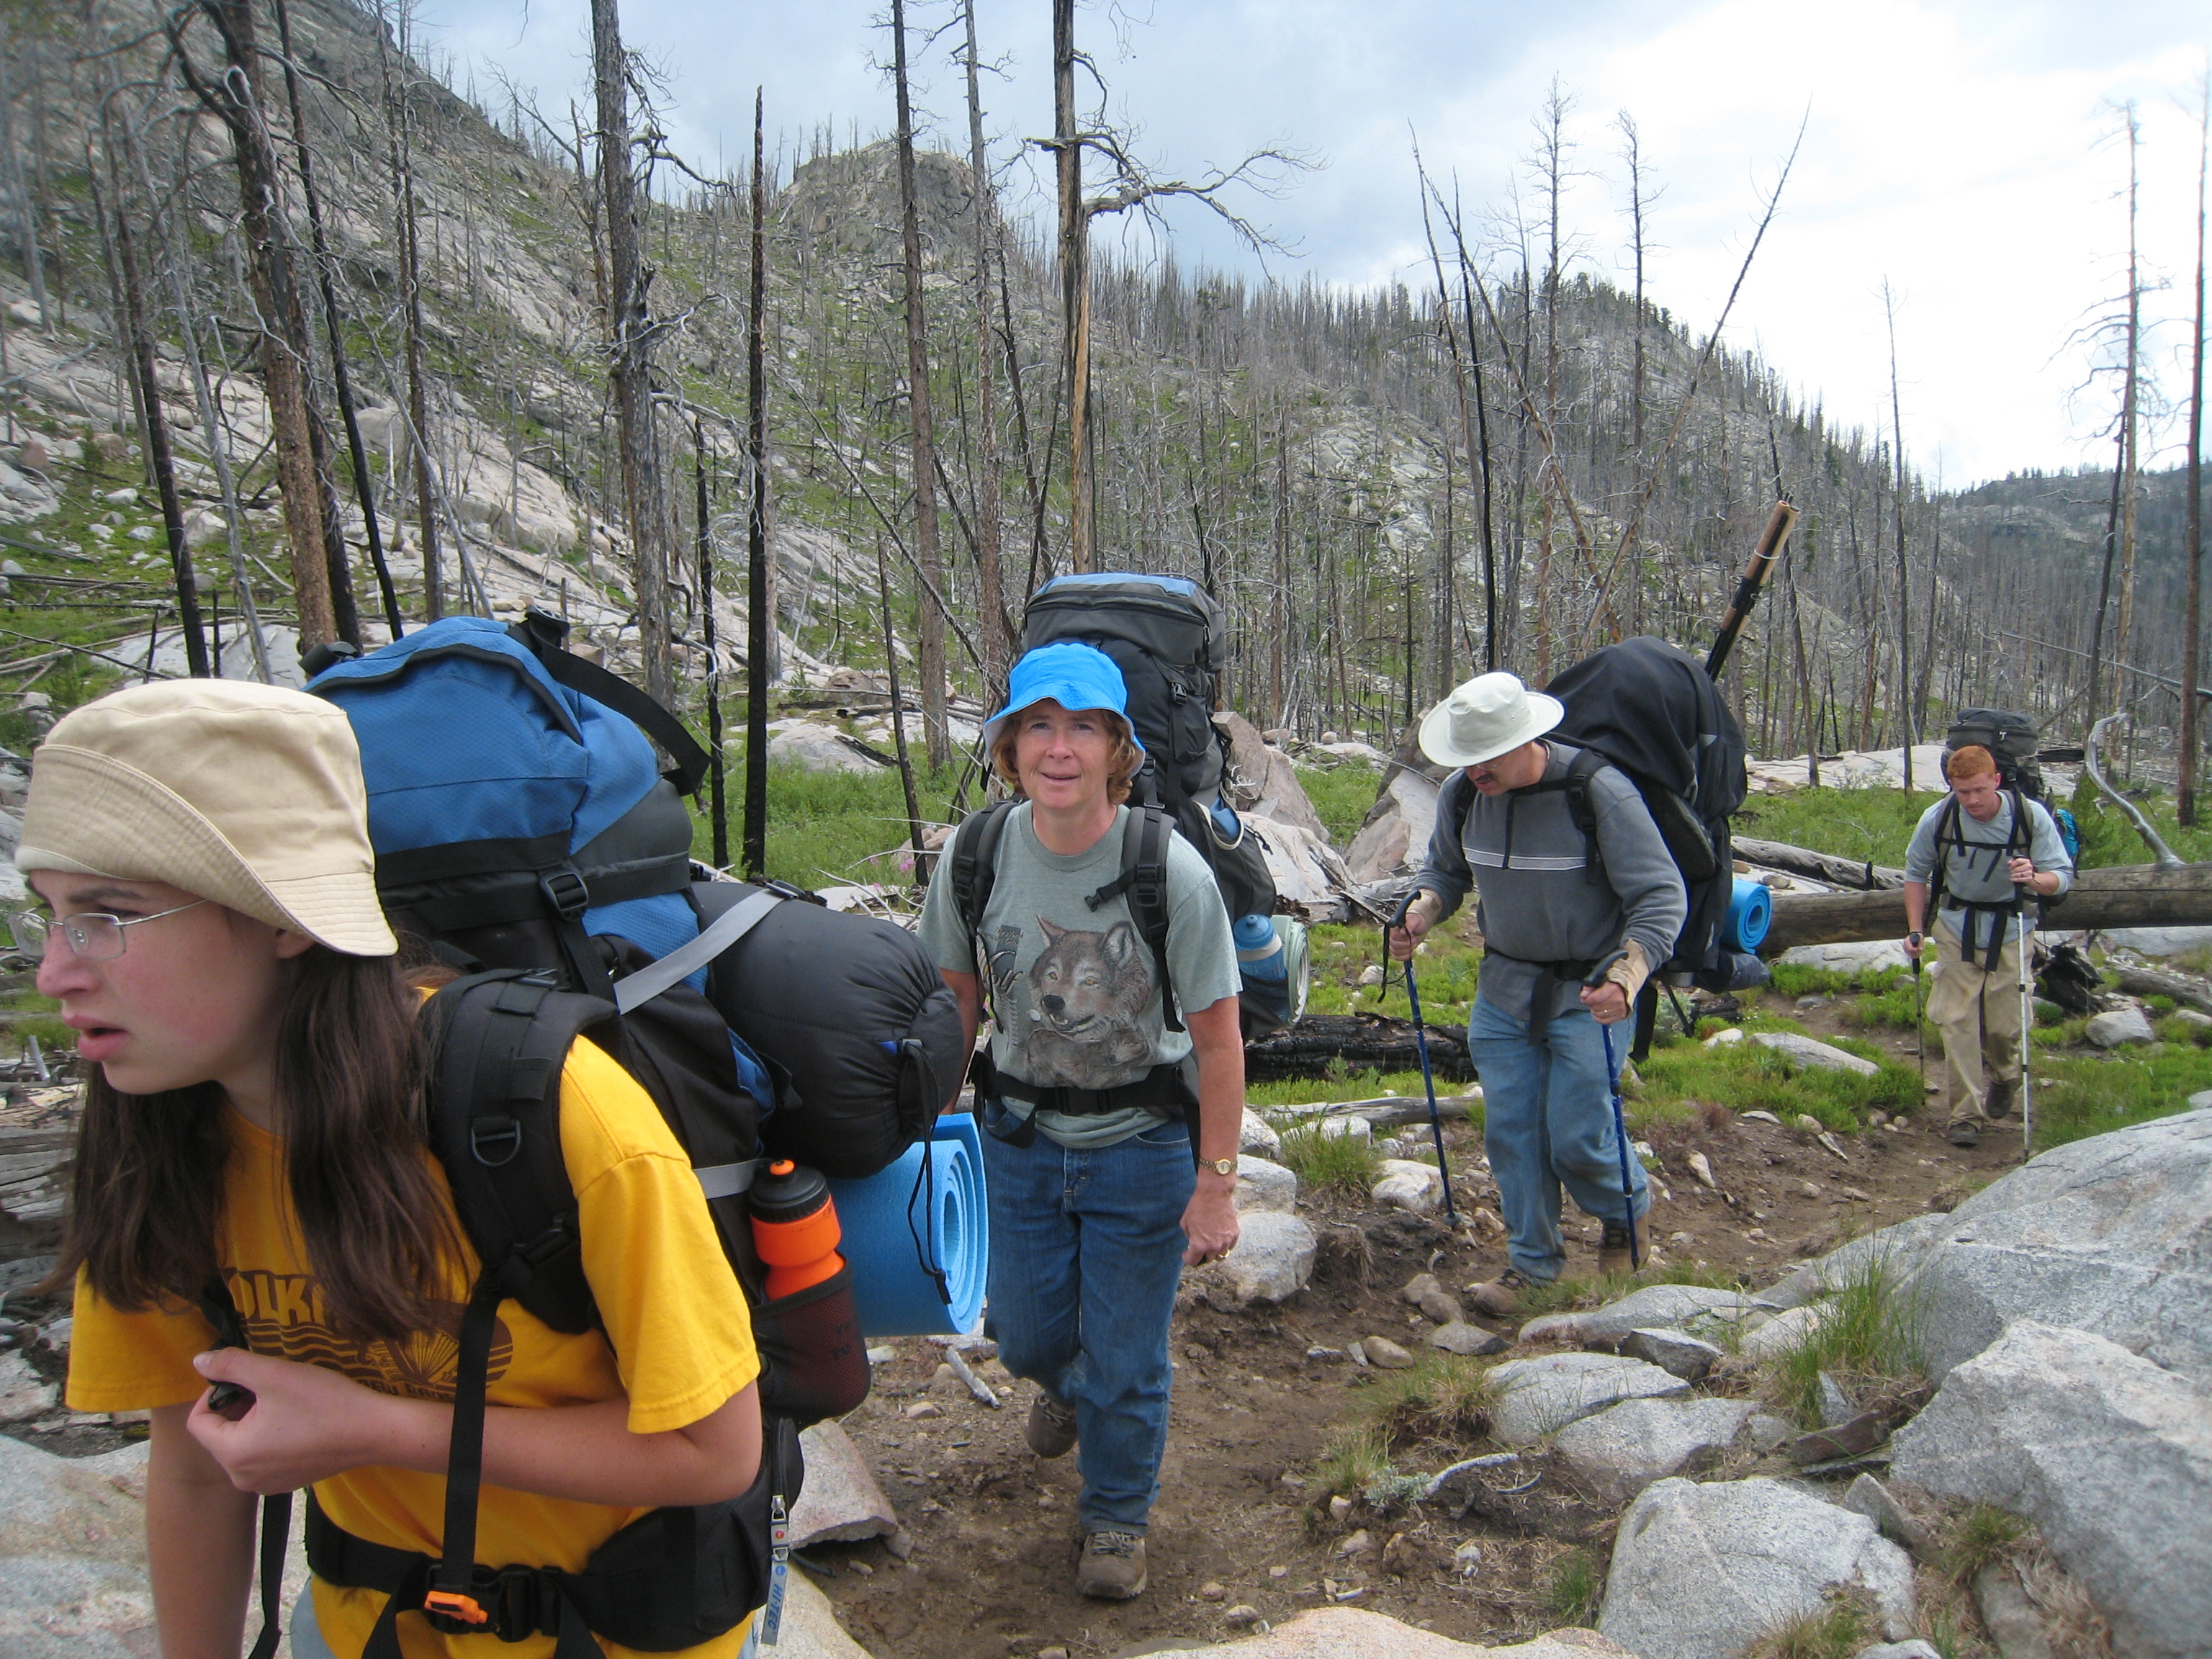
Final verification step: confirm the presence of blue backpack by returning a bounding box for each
[297,611,963,1654]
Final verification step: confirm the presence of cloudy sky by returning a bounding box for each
[420,0,2207,488]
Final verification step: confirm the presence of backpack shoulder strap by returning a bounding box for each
[948,802,1015,968]
[510,610,711,797]
[417,968,614,1629]
[1926,796,1959,915]
[1086,804,1181,1033]
[1522,748,1610,881]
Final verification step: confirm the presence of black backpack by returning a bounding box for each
[1020,573,1277,925]
[1946,709,2045,799]
[1439,637,1759,1009]
[959,573,1287,1039]
[217,613,968,1658]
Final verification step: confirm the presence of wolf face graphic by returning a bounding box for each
[1022,915,1154,1087]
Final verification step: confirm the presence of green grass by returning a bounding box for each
[1735,786,1941,868]
[2026,1039,2212,1149]
[1298,761,1391,849]
[1770,1259,1927,1426]
[1741,1599,1871,1659]
[1246,1065,1433,1108]
[1937,1503,2027,1583]
[1273,1120,1384,1195]
[1312,1421,1394,1499]
[1546,1549,1603,1625]
[1303,922,1482,1028]
[1634,1026,1921,1132]
[1359,1350,1501,1442]
[686,755,970,887]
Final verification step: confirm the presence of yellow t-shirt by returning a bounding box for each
[66,1033,762,1659]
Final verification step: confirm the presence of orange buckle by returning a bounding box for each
[423,1588,490,1627]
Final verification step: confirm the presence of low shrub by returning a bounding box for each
[1273,1122,1382,1195]
[1546,1547,1603,1624]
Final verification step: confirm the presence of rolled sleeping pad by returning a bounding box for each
[1726,876,1773,952]
[826,1112,988,1337]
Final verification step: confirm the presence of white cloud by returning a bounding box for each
[417,0,2210,485]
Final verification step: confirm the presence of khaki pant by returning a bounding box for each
[1925,925,2025,1123]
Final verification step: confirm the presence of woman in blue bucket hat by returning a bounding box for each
[918,642,1244,1601]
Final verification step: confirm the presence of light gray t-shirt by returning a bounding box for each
[1904,791,2074,950]
[919,802,1241,1148]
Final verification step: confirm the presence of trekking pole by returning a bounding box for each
[1387,890,1457,1223]
[1583,949,1641,1272]
[1910,935,1925,1094]
[2015,887,2036,1163]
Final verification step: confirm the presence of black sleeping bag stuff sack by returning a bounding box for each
[695,880,966,1178]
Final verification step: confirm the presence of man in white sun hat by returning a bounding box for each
[1388,672,1683,1315]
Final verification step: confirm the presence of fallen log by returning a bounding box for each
[2108,966,2212,1016]
[1244,1011,1476,1084]
[1764,864,2212,952]
[1734,837,1905,891]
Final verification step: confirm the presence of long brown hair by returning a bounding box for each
[50,945,464,1343]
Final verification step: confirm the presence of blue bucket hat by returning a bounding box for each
[981,642,1145,755]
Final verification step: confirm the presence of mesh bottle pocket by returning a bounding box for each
[752,1262,871,1426]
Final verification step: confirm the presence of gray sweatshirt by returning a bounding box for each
[1904,792,2074,951]
[1414,741,1688,1023]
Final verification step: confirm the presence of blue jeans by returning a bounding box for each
[1467,993,1647,1282]
[979,1102,1195,1533]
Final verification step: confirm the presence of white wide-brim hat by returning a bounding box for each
[1418,672,1563,769]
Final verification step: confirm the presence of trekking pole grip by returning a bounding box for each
[1583,949,1629,989]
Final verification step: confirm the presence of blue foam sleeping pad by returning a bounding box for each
[1725,876,1773,952]
[827,1113,988,1337]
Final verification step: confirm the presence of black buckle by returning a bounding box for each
[469,1115,523,1167]
[538,869,590,920]
[423,1563,562,1641]
[516,1220,577,1269]
[759,876,828,908]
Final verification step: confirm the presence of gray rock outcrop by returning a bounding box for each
[2086,1005,2157,1048]
[1486,1352,1690,1447]
[786,1421,898,1549]
[1892,1321,2212,1659]
[1519,1282,1772,1348]
[1202,1210,1317,1306]
[1235,1156,1300,1214]
[1174,1605,1638,1655]
[765,723,879,773]
[1617,1328,1723,1382]
[1599,1476,1915,1659]
[1750,1030,1880,1076]
[1370,1159,1444,1213]
[1552,1395,1755,1503]
[1240,1108,1283,1159]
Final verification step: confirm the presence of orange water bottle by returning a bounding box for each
[750,1160,846,1298]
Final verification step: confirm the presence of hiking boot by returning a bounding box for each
[1597,1215,1650,1277]
[1076,1530,1147,1599]
[1984,1079,2016,1120]
[1946,1118,1981,1148]
[1467,1267,1536,1318]
[1025,1391,1078,1459]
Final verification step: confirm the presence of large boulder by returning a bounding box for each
[765,723,879,774]
[1750,1030,1879,1076]
[1519,1282,1774,1348]
[1552,1395,1755,1503]
[1785,1110,2212,1383]
[1235,1156,1300,1214]
[1200,1210,1317,1306]
[1215,709,1331,842]
[1892,1321,2212,1659]
[1174,1606,1637,1656]
[1485,1352,1689,1447]
[1344,741,1447,886]
[1599,1477,1916,1659]
[0,1439,163,1658]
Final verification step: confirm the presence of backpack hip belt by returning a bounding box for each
[1483,950,1603,1044]
[1940,898,2023,972]
[984,1061,1195,1117]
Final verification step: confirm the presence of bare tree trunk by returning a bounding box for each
[1619,111,1647,458]
[1884,280,1912,786]
[695,420,727,866]
[744,89,770,878]
[2184,77,2208,827]
[1053,0,1094,572]
[92,141,210,676]
[2115,106,2143,733]
[891,0,948,767]
[592,0,672,699]
[961,0,1009,696]
[173,0,338,647]
[379,6,443,621]
[274,0,402,639]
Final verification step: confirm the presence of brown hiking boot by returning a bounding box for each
[1598,1215,1650,1277]
[1946,1118,1981,1148]
[1025,1391,1078,1459]
[1076,1530,1147,1599]
[1984,1079,2016,1120]
[1467,1267,1537,1318]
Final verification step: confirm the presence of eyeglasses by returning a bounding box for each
[7,900,211,963]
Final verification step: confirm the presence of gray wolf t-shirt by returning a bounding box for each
[919,803,1240,1148]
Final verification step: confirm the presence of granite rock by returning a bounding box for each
[1486,1352,1689,1447]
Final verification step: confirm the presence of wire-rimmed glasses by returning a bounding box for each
[6,899,211,963]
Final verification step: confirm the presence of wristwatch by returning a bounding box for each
[1205,1156,1237,1178]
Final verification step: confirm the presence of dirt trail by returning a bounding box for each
[812,1012,2022,1659]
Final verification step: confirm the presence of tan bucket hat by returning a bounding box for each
[1418,671,1564,769]
[16,680,397,956]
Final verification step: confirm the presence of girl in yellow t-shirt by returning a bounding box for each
[14,680,763,1659]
